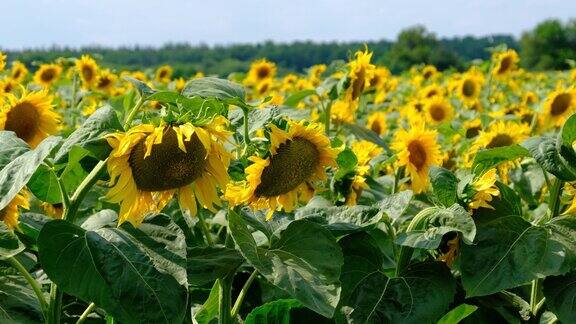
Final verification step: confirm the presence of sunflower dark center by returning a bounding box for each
[486,134,513,148]
[41,69,56,82]
[423,70,433,79]
[550,93,572,116]
[255,137,320,197]
[4,102,40,143]
[497,56,512,74]
[13,69,22,80]
[82,66,94,82]
[429,104,446,122]
[371,122,382,135]
[408,141,427,170]
[462,79,476,97]
[256,67,270,80]
[426,89,438,98]
[159,70,167,78]
[98,77,111,89]
[465,126,481,138]
[129,127,208,191]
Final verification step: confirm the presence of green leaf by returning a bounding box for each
[437,304,478,324]
[0,131,29,170]
[460,216,572,297]
[336,148,358,171]
[38,215,188,324]
[228,210,342,318]
[193,281,220,324]
[187,246,244,286]
[559,112,576,147]
[395,204,476,249]
[472,144,530,175]
[182,77,245,101]
[522,137,576,181]
[473,181,523,218]
[55,106,122,162]
[244,299,331,324]
[283,89,316,107]
[18,213,51,244]
[0,222,25,260]
[0,136,61,211]
[0,265,43,323]
[376,190,414,221]
[27,164,61,204]
[342,123,389,152]
[542,271,576,323]
[295,204,384,236]
[124,76,156,97]
[429,167,458,207]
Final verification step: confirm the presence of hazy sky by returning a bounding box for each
[2,0,575,50]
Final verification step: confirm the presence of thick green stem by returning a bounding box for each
[197,210,214,246]
[242,109,251,145]
[48,283,62,324]
[123,97,145,129]
[76,302,96,324]
[218,276,233,324]
[8,257,49,318]
[231,270,258,318]
[324,101,331,136]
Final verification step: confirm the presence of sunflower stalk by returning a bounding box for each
[218,275,234,324]
[44,160,71,216]
[231,269,258,318]
[242,108,251,145]
[76,302,96,324]
[7,256,49,319]
[197,209,214,246]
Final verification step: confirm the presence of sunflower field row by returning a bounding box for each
[1,47,576,323]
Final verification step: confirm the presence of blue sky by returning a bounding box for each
[2,0,575,50]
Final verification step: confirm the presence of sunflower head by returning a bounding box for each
[366,111,387,135]
[422,65,438,80]
[246,59,276,85]
[0,90,61,147]
[0,51,6,72]
[10,61,28,82]
[155,65,173,83]
[457,72,484,102]
[225,120,338,219]
[369,67,391,90]
[0,77,17,95]
[96,69,118,94]
[347,48,376,101]
[423,97,454,125]
[543,87,576,127]
[419,84,444,99]
[469,168,500,210]
[106,117,231,225]
[331,99,358,124]
[34,64,62,88]
[492,50,519,77]
[76,55,99,89]
[0,191,29,229]
[391,122,442,193]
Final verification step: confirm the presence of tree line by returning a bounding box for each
[4,19,574,77]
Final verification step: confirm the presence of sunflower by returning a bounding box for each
[225,120,338,219]
[423,97,454,125]
[155,65,173,83]
[245,59,276,86]
[76,55,99,89]
[422,65,438,80]
[0,78,17,95]
[0,191,29,229]
[346,49,376,101]
[331,99,358,124]
[95,69,118,94]
[469,168,500,210]
[542,87,575,127]
[0,51,6,72]
[369,67,391,90]
[33,64,62,88]
[456,72,484,103]
[309,64,327,85]
[106,117,231,226]
[391,122,442,193]
[491,50,519,77]
[366,111,387,135]
[419,84,444,99]
[463,119,482,139]
[345,140,383,205]
[10,61,28,82]
[41,202,63,219]
[174,77,187,92]
[0,90,61,148]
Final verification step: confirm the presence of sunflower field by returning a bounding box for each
[1,46,576,324]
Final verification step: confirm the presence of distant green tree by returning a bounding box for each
[385,25,462,73]
[520,19,576,70]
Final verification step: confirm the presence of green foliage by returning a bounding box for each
[521,18,576,70]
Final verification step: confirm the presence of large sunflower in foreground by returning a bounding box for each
[76,55,99,89]
[391,122,442,193]
[542,87,575,127]
[106,117,231,226]
[0,190,29,229]
[33,64,62,88]
[491,50,519,77]
[225,121,339,219]
[0,90,61,147]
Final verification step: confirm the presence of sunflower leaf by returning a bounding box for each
[0,222,25,260]
[38,214,188,324]
[0,136,61,211]
[472,144,530,176]
[124,76,156,97]
[542,271,576,323]
[0,265,43,323]
[429,166,458,207]
[228,210,343,318]
[182,77,245,102]
[186,246,244,286]
[522,136,576,181]
[0,131,30,170]
[283,89,316,107]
